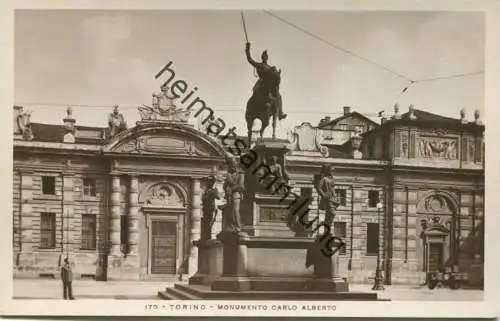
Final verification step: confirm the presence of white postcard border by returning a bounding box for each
[1,0,499,318]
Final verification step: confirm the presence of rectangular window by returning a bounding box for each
[335,189,347,207]
[334,222,347,255]
[83,178,97,197]
[42,176,56,195]
[120,215,128,253]
[366,223,380,256]
[40,213,56,249]
[368,190,380,208]
[81,214,97,250]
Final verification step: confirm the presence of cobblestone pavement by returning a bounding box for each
[12,279,483,301]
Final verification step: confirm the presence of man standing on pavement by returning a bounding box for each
[61,258,75,300]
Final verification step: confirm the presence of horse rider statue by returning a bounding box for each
[245,42,286,145]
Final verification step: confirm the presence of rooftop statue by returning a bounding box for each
[138,85,190,122]
[108,105,127,137]
[14,105,33,141]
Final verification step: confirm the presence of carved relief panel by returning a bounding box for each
[140,182,187,208]
[400,130,409,158]
[259,207,288,223]
[417,134,458,160]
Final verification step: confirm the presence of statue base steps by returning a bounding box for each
[159,234,381,301]
[158,282,379,300]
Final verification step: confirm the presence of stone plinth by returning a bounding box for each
[188,233,349,292]
[159,232,380,300]
[242,141,295,237]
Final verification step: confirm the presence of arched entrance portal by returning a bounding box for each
[139,182,188,276]
[416,191,458,274]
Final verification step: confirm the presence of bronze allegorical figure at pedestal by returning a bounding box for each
[201,175,221,240]
[315,164,340,229]
[220,157,246,234]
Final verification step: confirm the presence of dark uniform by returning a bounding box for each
[61,258,74,300]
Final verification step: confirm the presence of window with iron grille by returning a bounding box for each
[368,190,380,208]
[83,178,97,197]
[334,222,347,255]
[81,214,97,250]
[42,176,56,195]
[40,213,56,249]
[335,189,347,207]
[366,223,379,256]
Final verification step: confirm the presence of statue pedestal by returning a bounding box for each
[242,141,295,237]
[159,141,380,300]
[159,234,378,300]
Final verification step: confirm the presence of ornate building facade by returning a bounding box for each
[12,99,484,287]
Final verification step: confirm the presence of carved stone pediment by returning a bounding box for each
[114,134,211,156]
[103,122,227,158]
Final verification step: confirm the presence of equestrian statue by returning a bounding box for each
[245,42,287,146]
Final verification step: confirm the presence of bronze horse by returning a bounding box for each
[245,43,285,146]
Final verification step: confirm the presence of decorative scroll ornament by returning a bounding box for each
[424,195,446,212]
[287,122,328,157]
[419,193,454,215]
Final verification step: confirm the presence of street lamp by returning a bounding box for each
[372,201,385,290]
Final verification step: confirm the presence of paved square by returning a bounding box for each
[12,279,483,301]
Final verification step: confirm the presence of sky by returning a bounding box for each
[14,10,485,137]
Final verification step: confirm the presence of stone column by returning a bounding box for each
[128,175,139,256]
[188,178,202,275]
[109,175,121,256]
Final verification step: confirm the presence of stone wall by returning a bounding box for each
[13,166,109,279]
[291,179,387,284]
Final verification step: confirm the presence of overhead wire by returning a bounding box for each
[262,10,484,97]
[262,10,414,83]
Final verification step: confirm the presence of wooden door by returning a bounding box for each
[428,243,444,272]
[151,220,177,274]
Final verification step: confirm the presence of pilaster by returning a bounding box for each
[189,178,202,276]
[62,172,75,255]
[128,174,139,256]
[19,170,35,253]
[109,174,121,256]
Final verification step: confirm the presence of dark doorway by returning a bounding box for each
[151,220,177,274]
